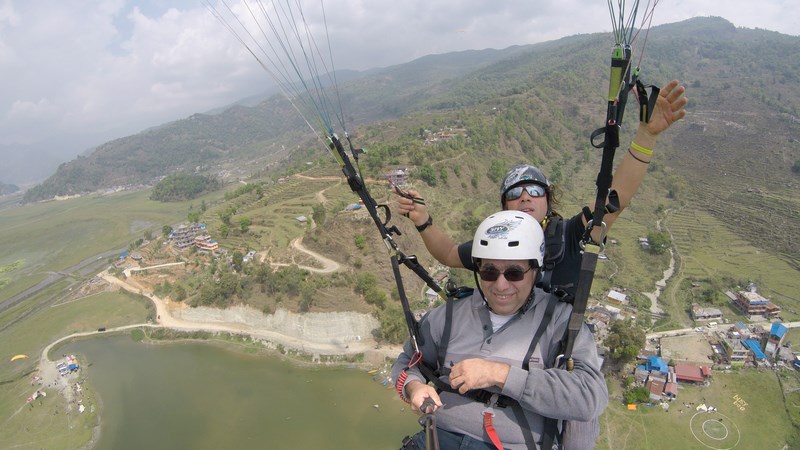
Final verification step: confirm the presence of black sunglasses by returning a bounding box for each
[478,265,531,282]
[504,184,546,202]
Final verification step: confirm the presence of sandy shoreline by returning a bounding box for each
[38,269,401,390]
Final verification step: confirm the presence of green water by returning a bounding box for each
[60,336,418,449]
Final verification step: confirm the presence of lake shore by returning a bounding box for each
[32,269,404,449]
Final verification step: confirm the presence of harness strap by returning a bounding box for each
[541,417,560,450]
[562,250,596,369]
[635,79,660,124]
[538,217,565,295]
[437,296,454,370]
[523,296,558,371]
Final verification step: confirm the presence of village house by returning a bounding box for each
[607,289,628,306]
[170,224,196,249]
[730,286,780,319]
[765,322,788,357]
[423,127,468,145]
[386,168,410,187]
[194,235,219,252]
[691,303,723,321]
[170,223,219,253]
[636,355,680,400]
[674,363,712,384]
[170,223,209,250]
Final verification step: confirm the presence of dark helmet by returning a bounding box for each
[499,164,553,209]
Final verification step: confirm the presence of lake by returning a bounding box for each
[60,335,418,449]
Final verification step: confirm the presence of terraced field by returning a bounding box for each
[665,206,800,320]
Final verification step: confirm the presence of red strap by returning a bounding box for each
[483,411,504,450]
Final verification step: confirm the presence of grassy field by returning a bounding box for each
[599,370,798,449]
[0,190,195,304]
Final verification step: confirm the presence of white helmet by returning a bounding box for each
[472,211,545,267]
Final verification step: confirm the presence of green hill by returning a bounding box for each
[18,16,800,312]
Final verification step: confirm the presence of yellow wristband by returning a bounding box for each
[631,141,653,156]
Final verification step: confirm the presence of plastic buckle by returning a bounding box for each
[482,393,500,413]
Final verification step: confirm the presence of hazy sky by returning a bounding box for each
[0,0,797,184]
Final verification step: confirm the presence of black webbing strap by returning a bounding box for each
[437,296,454,370]
[635,79,660,124]
[562,251,597,368]
[522,296,558,371]
[515,295,558,449]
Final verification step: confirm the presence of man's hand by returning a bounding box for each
[449,359,510,394]
[393,186,429,226]
[642,79,688,137]
[405,380,443,414]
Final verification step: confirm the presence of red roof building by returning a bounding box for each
[675,363,711,383]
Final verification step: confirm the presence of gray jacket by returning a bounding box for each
[391,288,607,449]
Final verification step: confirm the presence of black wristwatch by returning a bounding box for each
[415,215,433,232]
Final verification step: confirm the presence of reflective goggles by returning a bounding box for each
[478,265,532,282]
[503,184,546,202]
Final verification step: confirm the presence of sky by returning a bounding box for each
[0,0,797,185]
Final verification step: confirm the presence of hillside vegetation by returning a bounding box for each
[13,17,800,324]
[24,18,800,261]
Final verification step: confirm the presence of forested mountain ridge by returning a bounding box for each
[22,47,531,202]
[23,17,800,262]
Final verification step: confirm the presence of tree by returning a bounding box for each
[312,204,326,226]
[439,166,449,184]
[173,284,187,301]
[162,225,173,237]
[239,217,251,233]
[299,284,315,312]
[376,305,407,344]
[232,250,244,272]
[666,175,687,200]
[604,319,645,366]
[487,159,506,183]
[647,231,671,255]
[419,165,437,186]
[219,208,234,226]
[355,273,377,294]
[354,234,366,250]
[623,386,650,404]
[150,173,221,202]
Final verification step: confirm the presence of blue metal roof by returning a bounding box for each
[743,339,766,360]
[644,355,669,374]
[770,322,788,339]
[735,321,747,330]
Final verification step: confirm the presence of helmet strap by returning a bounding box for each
[473,270,492,312]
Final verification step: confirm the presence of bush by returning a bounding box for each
[623,386,650,404]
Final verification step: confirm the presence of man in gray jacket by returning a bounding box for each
[392,210,607,449]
